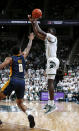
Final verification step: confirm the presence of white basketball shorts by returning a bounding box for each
[46,57,59,80]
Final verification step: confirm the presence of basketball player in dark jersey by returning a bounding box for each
[0,33,35,128]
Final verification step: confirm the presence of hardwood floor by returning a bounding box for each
[0,101,79,131]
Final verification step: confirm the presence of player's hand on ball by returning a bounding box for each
[28,15,37,22]
[28,15,32,21]
[28,8,42,21]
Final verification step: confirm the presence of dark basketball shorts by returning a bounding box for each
[1,77,25,99]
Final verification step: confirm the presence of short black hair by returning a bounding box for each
[11,45,21,55]
[48,27,56,35]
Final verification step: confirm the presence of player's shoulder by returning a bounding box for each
[46,33,57,43]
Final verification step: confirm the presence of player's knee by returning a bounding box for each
[16,99,23,107]
[0,92,6,100]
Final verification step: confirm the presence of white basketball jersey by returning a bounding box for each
[45,33,57,59]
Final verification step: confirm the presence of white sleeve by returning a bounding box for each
[45,33,57,43]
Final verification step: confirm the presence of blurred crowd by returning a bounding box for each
[56,67,79,103]
[0,68,48,101]
[0,66,79,104]
[24,68,47,101]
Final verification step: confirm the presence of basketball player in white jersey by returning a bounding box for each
[28,15,59,114]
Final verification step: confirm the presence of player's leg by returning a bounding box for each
[15,79,35,128]
[16,99,26,112]
[0,91,6,124]
[0,80,12,100]
[48,79,54,100]
[0,92,6,100]
[43,79,54,108]
[44,75,57,114]
[16,98,35,128]
[0,80,10,100]
[44,57,59,114]
[0,80,14,124]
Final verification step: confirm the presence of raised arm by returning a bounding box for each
[23,32,34,59]
[28,15,46,41]
[0,57,12,70]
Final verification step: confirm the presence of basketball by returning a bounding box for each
[32,8,42,19]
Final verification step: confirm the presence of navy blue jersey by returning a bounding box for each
[10,55,26,79]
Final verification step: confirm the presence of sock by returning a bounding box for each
[48,100,54,106]
[25,110,31,116]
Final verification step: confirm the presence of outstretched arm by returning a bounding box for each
[28,15,46,41]
[23,32,34,59]
[0,57,12,70]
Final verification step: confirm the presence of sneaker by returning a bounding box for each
[0,120,2,125]
[43,104,49,109]
[28,115,35,128]
[45,104,57,114]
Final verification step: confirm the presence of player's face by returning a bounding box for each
[48,30,54,35]
[48,28,55,35]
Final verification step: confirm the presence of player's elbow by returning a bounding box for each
[0,65,4,70]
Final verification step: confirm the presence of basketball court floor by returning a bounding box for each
[0,100,79,131]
